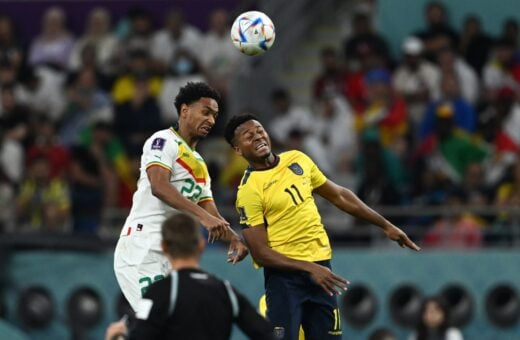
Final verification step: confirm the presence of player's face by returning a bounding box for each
[181,97,219,138]
[233,120,272,161]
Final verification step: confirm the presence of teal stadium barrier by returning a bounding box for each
[3,249,520,339]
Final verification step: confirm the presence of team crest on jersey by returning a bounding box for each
[288,162,304,175]
[151,138,166,150]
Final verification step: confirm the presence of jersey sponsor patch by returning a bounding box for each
[151,137,166,150]
[238,206,248,223]
[136,298,154,320]
[288,162,304,175]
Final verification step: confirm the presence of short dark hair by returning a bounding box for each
[174,82,221,115]
[161,212,201,258]
[224,113,259,146]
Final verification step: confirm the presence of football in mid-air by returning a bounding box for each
[230,11,275,56]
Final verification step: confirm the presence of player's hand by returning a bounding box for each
[384,224,421,251]
[105,320,127,340]
[227,236,249,264]
[308,263,350,297]
[201,213,230,242]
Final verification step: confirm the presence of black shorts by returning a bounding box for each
[264,260,342,340]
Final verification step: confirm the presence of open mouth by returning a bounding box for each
[200,126,212,134]
[255,142,268,152]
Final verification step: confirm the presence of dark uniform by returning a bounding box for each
[129,268,274,340]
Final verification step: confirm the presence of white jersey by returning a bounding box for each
[120,127,213,250]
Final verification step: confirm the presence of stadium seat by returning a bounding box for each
[341,284,377,328]
[17,286,54,329]
[439,283,474,327]
[388,284,422,327]
[485,283,520,328]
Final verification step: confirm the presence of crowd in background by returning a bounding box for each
[1,2,520,248]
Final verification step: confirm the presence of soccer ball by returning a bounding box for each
[230,11,275,56]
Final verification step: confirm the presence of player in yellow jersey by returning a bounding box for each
[224,114,420,340]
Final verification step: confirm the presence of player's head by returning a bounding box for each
[174,82,221,139]
[224,114,272,163]
[161,212,205,259]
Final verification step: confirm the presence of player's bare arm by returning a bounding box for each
[314,179,421,251]
[198,200,249,264]
[147,165,229,237]
[242,223,349,296]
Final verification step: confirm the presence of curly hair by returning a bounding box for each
[224,113,260,146]
[174,82,221,114]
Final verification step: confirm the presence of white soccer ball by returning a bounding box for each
[230,11,275,56]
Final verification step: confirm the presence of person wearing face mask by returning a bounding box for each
[158,50,206,124]
[409,297,464,340]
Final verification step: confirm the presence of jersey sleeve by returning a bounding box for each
[236,185,264,228]
[143,132,179,172]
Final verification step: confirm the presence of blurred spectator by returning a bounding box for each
[460,162,490,206]
[343,11,390,66]
[409,296,464,340]
[26,116,69,178]
[415,108,487,184]
[495,160,520,213]
[158,49,206,123]
[419,72,476,140]
[356,129,406,206]
[437,48,479,105]
[15,156,70,232]
[151,9,201,74]
[0,110,27,185]
[0,84,31,125]
[120,8,154,54]
[60,68,113,145]
[68,144,106,234]
[200,9,240,99]
[16,66,67,121]
[312,94,357,172]
[0,58,18,87]
[78,123,135,208]
[313,47,347,100]
[357,68,408,150]
[414,1,459,61]
[69,7,119,75]
[0,15,24,72]
[28,7,75,70]
[267,88,313,148]
[114,76,163,154]
[477,87,519,187]
[459,15,494,76]
[500,18,519,48]
[393,36,441,127]
[111,49,162,104]
[482,38,520,100]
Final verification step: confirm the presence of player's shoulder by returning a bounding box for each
[281,149,312,163]
[237,167,254,189]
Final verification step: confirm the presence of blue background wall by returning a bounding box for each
[3,249,520,339]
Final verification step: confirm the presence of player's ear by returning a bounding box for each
[233,145,242,156]
[180,103,189,119]
[198,236,205,253]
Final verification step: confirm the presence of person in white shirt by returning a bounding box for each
[69,7,119,75]
[114,82,247,311]
[150,9,202,74]
[437,48,479,105]
[409,296,464,340]
[393,36,441,126]
[267,88,313,148]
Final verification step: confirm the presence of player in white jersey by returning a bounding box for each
[114,82,248,311]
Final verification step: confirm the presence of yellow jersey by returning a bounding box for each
[236,150,331,263]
